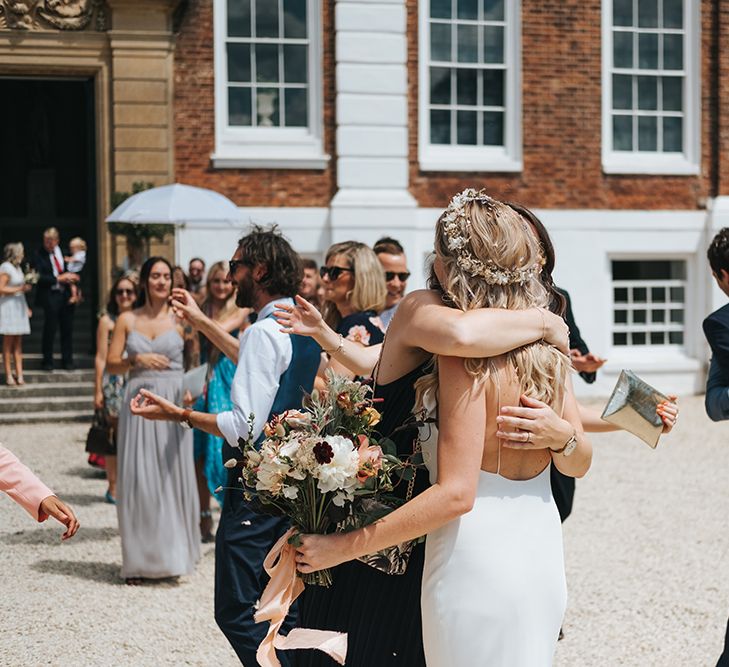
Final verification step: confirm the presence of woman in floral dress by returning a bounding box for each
[93,274,137,502]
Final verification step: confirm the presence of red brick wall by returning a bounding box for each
[173,0,336,207]
[407,0,713,210]
[718,0,729,195]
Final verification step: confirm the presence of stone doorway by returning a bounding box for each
[0,76,98,357]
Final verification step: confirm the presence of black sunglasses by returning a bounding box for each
[228,259,248,275]
[320,266,354,281]
[116,288,134,296]
[384,271,410,282]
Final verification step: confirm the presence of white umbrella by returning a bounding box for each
[105,183,243,227]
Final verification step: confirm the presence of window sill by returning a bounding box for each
[211,153,331,170]
[418,145,522,173]
[602,153,700,176]
[604,348,701,373]
[212,134,330,170]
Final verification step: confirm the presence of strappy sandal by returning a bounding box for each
[5,375,16,386]
[15,375,25,386]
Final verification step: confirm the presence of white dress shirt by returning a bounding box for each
[216,298,293,447]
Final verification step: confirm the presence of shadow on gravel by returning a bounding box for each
[53,492,108,507]
[1,526,117,546]
[31,559,124,585]
[66,466,107,479]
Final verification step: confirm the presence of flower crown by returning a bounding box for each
[441,188,539,286]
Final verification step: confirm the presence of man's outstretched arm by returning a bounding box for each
[130,389,225,436]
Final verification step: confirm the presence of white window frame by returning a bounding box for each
[601,0,700,175]
[608,254,696,359]
[418,0,522,173]
[212,0,329,169]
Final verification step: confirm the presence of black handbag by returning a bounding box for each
[85,410,115,455]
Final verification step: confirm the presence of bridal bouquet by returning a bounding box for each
[23,265,39,285]
[234,372,409,587]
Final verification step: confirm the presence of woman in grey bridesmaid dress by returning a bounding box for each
[107,257,200,583]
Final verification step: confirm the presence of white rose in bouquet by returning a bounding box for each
[313,435,360,503]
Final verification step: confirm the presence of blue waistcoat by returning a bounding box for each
[221,325,321,460]
[263,331,321,430]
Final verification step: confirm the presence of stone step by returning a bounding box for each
[0,395,92,413]
[4,354,94,371]
[14,369,95,384]
[0,381,95,398]
[0,409,92,424]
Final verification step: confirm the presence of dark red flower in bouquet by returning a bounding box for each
[313,441,334,465]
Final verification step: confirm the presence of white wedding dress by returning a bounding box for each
[419,384,567,666]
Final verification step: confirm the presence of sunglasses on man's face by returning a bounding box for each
[384,271,410,282]
[320,266,354,281]
[228,259,248,275]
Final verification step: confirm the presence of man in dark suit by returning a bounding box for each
[703,228,729,667]
[33,227,79,371]
[550,287,606,522]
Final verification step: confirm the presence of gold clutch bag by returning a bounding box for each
[601,370,668,448]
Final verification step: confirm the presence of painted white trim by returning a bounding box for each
[417,0,522,173]
[212,0,329,169]
[601,0,701,175]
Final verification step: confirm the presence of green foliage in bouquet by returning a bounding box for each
[232,370,419,586]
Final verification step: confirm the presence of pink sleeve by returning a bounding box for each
[0,445,53,522]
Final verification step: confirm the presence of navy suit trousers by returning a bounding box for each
[214,473,296,666]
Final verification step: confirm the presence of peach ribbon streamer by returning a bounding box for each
[254,528,348,667]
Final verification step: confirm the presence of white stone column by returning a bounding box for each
[330,0,418,266]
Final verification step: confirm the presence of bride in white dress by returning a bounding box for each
[294,190,592,665]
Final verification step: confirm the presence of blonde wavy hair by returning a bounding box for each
[3,242,24,266]
[202,261,239,320]
[415,192,570,411]
[321,241,387,330]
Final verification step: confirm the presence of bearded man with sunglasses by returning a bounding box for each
[129,226,321,666]
[373,237,410,331]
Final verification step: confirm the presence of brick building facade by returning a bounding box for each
[1,0,727,394]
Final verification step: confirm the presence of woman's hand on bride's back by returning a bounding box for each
[495,394,574,451]
[275,294,324,337]
[295,532,351,573]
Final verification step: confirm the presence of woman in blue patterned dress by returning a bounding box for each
[192,261,251,541]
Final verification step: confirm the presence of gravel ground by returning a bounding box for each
[1,397,728,666]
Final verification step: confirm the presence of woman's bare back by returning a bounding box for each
[481,355,552,481]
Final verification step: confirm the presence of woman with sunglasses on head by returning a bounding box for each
[92,274,138,503]
[319,241,387,379]
[192,261,252,542]
[107,257,201,585]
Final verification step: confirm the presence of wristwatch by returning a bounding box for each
[179,409,193,429]
[551,432,578,457]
